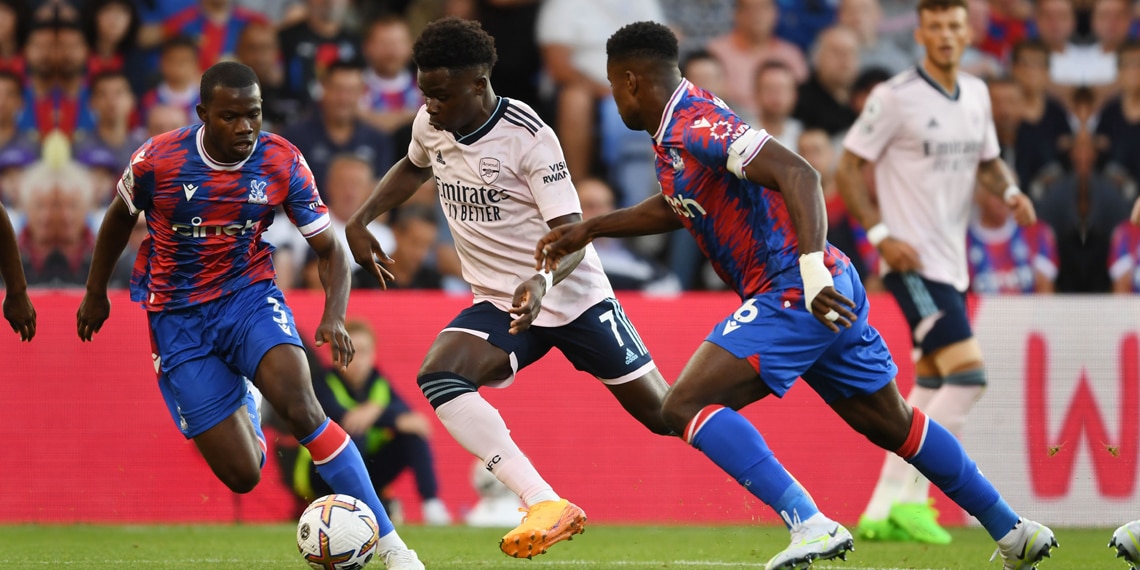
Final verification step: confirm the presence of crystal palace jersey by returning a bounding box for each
[116,125,331,311]
[844,67,1000,292]
[407,97,613,326]
[654,79,846,299]
[966,219,1057,294]
[1109,222,1140,293]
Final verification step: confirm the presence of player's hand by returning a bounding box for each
[1132,196,1140,226]
[3,289,35,341]
[877,237,923,273]
[345,222,395,289]
[508,275,546,334]
[535,222,592,272]
[395,412,432,437]
[315,317,355,370]
[1008,192,1037,226]
[76,292,110,342]
[809,286,857,333]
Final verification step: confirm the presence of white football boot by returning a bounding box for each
[765,514,854,570]
[991,518,1058,569]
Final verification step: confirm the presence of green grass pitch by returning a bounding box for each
[0,524,1128,569]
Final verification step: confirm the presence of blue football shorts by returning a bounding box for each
[881,271,973,357]
[442,298,657,387]
[147,279,303,438]
[706,263,898,403]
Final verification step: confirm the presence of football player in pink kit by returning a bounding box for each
[0,199,33,340]
[75,62,424,570]
[345,17,671,560]
[537,21,1056,570]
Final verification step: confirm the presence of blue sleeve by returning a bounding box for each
[284,152,332,238]
[116,140,156,215]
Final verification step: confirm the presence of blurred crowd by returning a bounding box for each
[4,0,1140,294]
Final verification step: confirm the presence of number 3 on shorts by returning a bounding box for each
[266,297,292,336]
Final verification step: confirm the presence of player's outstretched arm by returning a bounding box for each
[741,141,856,332]
[345,157,432,288]
[0,201,34,340]
[535,194,682,273]
[78,196,138,341]
[307,229,355,371]
[836,149,922,273]
[977,157,1036,226]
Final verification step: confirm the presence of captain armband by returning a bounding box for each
[726,128,770,179]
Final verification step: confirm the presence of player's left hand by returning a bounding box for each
[3,290,35,341]
[509,275,546,335]
[315,317,355,370]
[1008,192,1037,226]
[810,286,857,333]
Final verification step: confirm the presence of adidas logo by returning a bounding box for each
[436,150,445,165]
[624,348,638,365]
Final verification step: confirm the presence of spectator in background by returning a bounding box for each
[359,15,422,136]
[839,0,915,75]
[1011,40,1072,200]
[283,319,452,525]
[967,186,1058,294]
[980,0,1032,63]
[578,177,681,294]
[961,0,1004,78]
[235,21,293,130]
[753,61,802,150]
[1108,206,1140,293]
[680,49,727,96]
[16,160,95,287]
[1038,130,1131,292]
[1096,41,1140,188]
[0,0,30,76]
[20,22,53,137]
[163,0,267,72]
[0,71,37,207]
[141,37,201,127]
[988,76,1023,167]
[1085,0,1134,95]
[278,0,360,110]
[706,0,808,119]
[1033,0,1106,95]
[773,0,839,54]
[282,60,394,198]
[80,0,143,93]
[73,72,144,175]
[33,20,96,139]
[660,0,734,58]
[793,25,862,137]
[235,0,305,26]
[145,103,188,136]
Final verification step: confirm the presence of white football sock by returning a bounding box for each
[435,392,559,507]
[863,384,939,519]
[377,529,408,551]
[899,383,985,505]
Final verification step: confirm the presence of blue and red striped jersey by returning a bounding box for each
[654,79,846,299]
[116,125,330,311]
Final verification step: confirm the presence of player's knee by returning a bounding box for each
[660,392,698,435]
[277,399,326,437]
[417,372,478,410]
[931,338,985,381]
[218,464,261,494]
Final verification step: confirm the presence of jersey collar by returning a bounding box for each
[654,78,691,145]
[195,124,258,171]
[455,97,506,145]
[915,64,960,101]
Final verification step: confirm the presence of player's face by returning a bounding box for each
[606,61,645,131]
[198,84,262,163]
[916,7,970,71]
[418,67,487,134]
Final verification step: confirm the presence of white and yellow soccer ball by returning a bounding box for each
[297,494,380,570]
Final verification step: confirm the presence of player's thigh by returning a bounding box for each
[192,406,264,488]
[421,302,551,387]
[882,271,973,358]
[219,280,306,382]
[928,336,985,377]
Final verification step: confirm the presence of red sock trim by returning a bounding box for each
[683,405,726,445]
[306,420,351,465]
[896,407,929,459]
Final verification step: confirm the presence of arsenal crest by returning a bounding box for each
[479,157,501,184]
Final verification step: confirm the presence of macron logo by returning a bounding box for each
[131,150,146,165]
[183,183,199,200]
[691,117,711,129]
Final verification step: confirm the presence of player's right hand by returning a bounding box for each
[535,222,592,272]
[3,290,35,341]
[76,293,111,342]
[345,222,395,289]
[877,237,923,273]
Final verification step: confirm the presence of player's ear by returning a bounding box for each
[195,103,207,124]
[624,70,638,96]
[473,73,488,96]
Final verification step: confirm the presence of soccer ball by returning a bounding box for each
[1111,521,1140,569]
[297,494,380,570]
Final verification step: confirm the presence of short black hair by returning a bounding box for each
[412,17,497,72]
[679,49,718,73]
[0,70,22,92]
[853,67,892,94]
[200,61,259,106]
[81,0,139,55]
[89,69,130,92]
[916,0,967,14]
[1011,39,1050,66]
[161,35,198,56]
[323,58,365,80]
[606,21,678,64]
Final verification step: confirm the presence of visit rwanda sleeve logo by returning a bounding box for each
[248,179,268,204]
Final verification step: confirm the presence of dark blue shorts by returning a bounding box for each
[705,265,898,404]
[147,280,302,438]
[882,271,973,357]
[442,298,656,386]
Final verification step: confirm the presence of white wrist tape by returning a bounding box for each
[537,270,553,292]
[1003,185,1023,202]
[799,251,833,311]
[866,223,890,248]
